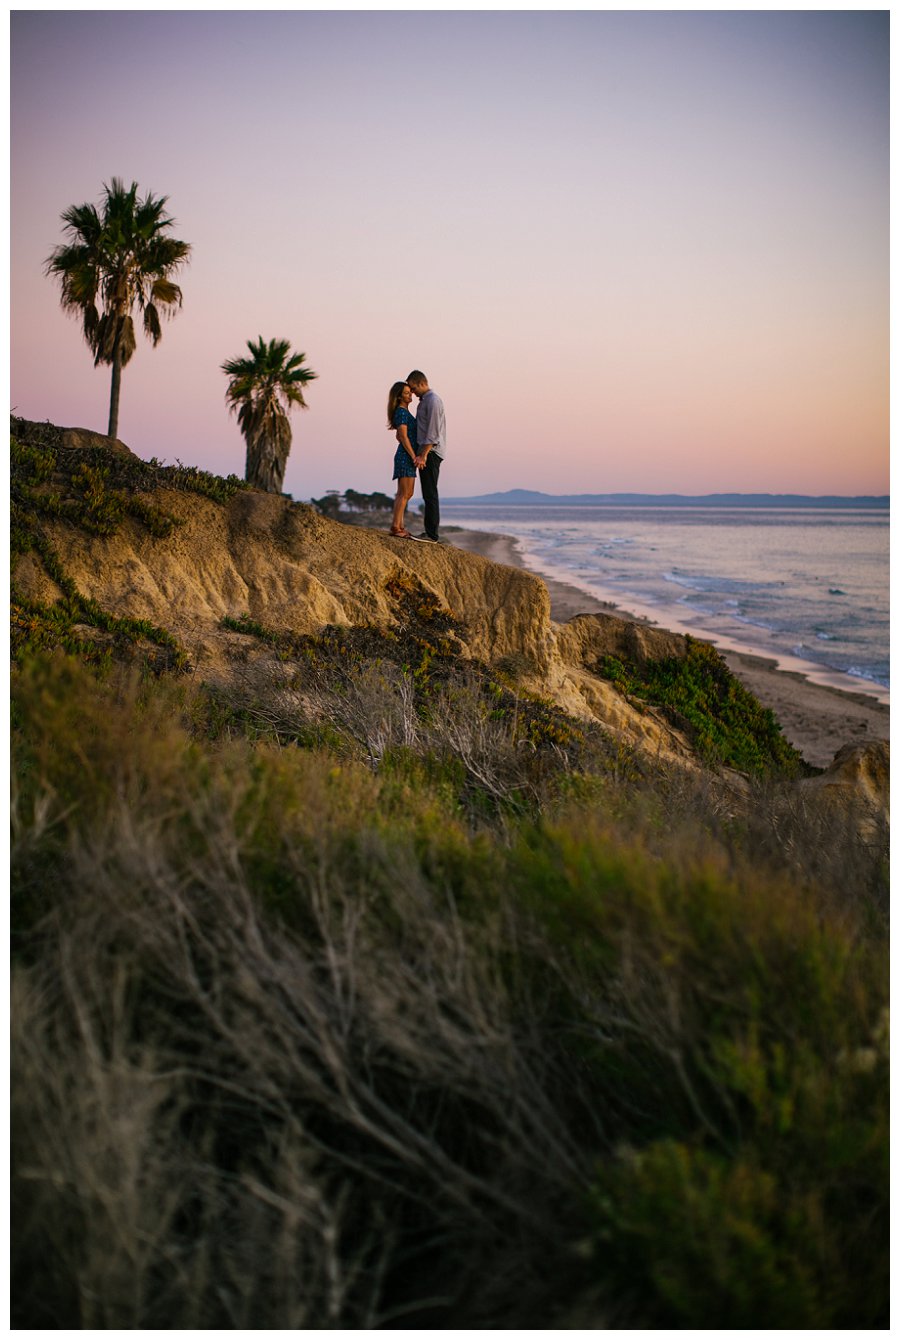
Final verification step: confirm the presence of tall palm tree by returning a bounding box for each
[222,337,317,493]
[45,178,191,439]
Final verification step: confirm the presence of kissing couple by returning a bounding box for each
[386,370,446,542]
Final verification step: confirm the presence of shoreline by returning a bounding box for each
[446,526,889,769]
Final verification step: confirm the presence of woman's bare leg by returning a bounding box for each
[391,484,405,532]
[400,477,415,529]
[393,477,415,532]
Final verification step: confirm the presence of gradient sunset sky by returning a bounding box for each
[10,7,889,500]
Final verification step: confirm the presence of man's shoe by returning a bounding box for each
[418,534,441,543]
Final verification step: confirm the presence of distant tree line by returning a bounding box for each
[310,488,396,518]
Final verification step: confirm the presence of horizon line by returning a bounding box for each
[441,489,889,504]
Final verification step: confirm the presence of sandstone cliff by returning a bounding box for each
[11,438,706,769]
[11,419,889,821]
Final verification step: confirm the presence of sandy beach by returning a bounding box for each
[447,527,889,769]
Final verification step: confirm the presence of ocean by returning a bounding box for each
[441,504,890,700]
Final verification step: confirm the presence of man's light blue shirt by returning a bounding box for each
[416,389,446,458]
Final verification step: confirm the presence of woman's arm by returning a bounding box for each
[395,423,417,463]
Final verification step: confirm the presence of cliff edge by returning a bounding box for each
[12,417,887,812]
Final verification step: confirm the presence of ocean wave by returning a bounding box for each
[726,612,778,633]
[447,510,887,687]
[847,664,890,688]
[663,569,771,597]
[791,646,890,690]
[663,570,703,591]
[674,595,720,618]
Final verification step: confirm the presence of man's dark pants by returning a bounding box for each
[419,452,442,540]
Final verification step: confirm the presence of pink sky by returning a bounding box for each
[10,10,889,500]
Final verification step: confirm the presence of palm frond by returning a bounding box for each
[94,313,136,369]
[82,302,100,346]
[148,277,184,309]
[49,251,100,312]
[284,352,318,382]
[58,202,102,244]
[143,304,162,346]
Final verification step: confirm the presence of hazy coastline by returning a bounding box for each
[443,490,889,508]
[446,525,889,770]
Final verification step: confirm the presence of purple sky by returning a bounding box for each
[10,9,889,499]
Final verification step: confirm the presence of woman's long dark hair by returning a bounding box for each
[386,382,409,429]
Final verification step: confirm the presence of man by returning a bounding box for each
[407,370,446,542]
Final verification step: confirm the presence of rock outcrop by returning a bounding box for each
[799,740,889,839]
[58,427,137,457]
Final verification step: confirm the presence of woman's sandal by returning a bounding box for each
[389,526,412,538]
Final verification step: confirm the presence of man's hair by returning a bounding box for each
[406,370,427,388]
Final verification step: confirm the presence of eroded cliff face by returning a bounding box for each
[11,429,889,820]
[799,740,890,839]
[14,475,700,764]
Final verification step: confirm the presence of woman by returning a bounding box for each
[387,381,419,538]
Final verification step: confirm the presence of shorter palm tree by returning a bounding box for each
[222,337,317,493]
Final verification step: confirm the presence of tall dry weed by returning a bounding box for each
[10,656,888,1327]
[12,763,590,1327]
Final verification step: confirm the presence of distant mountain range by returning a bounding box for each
[443,489,889,509]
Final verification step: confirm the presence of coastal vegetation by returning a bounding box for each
[222,335,317,494]
[11,416,245,673]
[10,421,889,1328]
[599,642,804,776]
[44,179,191,439]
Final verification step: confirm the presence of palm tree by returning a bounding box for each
[45,178,191,440]
[221,337,317,493]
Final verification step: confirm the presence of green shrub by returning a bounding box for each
[589,1126,887,1328]
[222,612,282,643]
[504,815,888,1326]
[600,639,806,776]
[11,415,248,506]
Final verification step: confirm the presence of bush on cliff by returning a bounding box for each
[10,653,888,1329]
[600,640,805,776]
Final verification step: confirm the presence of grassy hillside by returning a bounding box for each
[10,422,889,1328]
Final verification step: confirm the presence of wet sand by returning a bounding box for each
[447,527,889,769]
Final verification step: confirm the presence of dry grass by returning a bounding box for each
[11,724,590,1326]
[10,655,889,1328]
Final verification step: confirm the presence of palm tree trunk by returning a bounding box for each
[246,428,289,493]
[107,349,123,440]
